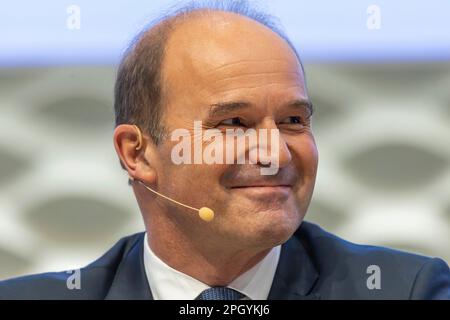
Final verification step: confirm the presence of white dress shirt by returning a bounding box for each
[143,233,281,300]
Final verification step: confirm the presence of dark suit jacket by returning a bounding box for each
[0,221,449,299]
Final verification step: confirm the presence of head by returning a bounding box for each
[113,1,318,252]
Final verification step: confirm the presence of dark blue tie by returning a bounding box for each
[196,287,245,300]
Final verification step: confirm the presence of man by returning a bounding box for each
[0,1,449,299]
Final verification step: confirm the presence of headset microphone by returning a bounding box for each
[129,176,215,222]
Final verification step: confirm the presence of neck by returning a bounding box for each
[143,210,271,286]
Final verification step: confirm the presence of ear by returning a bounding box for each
[113,124,157,184]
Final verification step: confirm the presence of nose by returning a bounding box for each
[255,118,292,169]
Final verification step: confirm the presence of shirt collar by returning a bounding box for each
[143,233,280,300]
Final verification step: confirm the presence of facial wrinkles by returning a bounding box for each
[202,60,304,96]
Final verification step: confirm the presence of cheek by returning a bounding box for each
[158,139,228,192]
[305,141,319,176]
[292,137,318,212]
[165,163,225,198]
[289,135,319,177]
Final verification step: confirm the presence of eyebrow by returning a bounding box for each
[208,98,313,118]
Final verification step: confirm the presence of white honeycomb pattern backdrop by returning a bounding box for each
[0,64,449,280]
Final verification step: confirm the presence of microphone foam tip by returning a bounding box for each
[198,207,214,222]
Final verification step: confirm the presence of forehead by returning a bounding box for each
[161,11,305,109]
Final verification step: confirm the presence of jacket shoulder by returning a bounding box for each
[296,221,450,299]
[0,232,145,299]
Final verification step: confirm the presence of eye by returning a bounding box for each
[219,117,246,127]
[279,116,303,125]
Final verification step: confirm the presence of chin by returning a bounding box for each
[244,209,303,248]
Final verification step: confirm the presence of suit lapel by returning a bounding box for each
[268,231,320,300]
[105,234,153,300]
[103,229,319,300]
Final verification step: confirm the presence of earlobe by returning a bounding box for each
[133,166,158,186]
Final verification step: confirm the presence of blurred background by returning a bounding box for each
[0,0,449,280]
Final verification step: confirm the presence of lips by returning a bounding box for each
[228,179,295,199]
[229,185,292,201]
[229,180,295,189]
[230,184,292,188]
[224,167,298,194]
[227,176,296,189]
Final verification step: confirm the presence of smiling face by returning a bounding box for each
[146,12,318,250]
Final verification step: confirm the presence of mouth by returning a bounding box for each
[231,185,292,189]
[229,185,292,198]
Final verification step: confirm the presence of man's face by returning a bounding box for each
[149,13,318,249]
